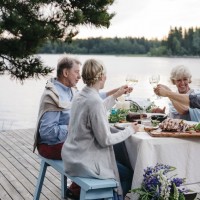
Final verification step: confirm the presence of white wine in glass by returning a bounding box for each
[126,75,139,87]
[125,75,139,99]
[149,74,161,99]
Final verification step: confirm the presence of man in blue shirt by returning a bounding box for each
[33,56,82,159]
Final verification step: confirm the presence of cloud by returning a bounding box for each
[76,0,200,39]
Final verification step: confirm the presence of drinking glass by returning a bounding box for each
[149,74,161,99]
[125,75,138,100]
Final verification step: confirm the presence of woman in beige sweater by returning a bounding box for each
[61,58,139,199]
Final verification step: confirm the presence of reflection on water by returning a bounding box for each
[0,54,200,130]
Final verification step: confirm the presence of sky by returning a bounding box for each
[75,0,200,40]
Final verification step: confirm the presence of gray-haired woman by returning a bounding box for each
[168,65,200,121]
[61,58,139,199]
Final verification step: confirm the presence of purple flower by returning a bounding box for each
[132,163,186,200]
[172,177,185,187]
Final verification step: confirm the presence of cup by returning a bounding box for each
[141,118,151,127]
[123,101,130,110]
[116,101,123,109]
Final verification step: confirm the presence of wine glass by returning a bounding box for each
[125,75,138,100]
[149,74,161,99]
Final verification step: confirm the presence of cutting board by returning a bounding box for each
[149,130,200,137]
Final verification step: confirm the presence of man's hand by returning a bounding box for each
[151,106,166,113]
[154,84,171,97]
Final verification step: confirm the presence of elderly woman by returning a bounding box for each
[61,59,139,199]
[167,65,200,121]
[155,84,200,109]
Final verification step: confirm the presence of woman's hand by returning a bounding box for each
[127,86,133,94]
[113,85,132,99]
[131,122,139,132]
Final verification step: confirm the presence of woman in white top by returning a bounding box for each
[61,58,139,199]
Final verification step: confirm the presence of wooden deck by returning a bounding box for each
[0,128,67,200]
[1,129,199,200]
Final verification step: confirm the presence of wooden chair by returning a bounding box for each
[34,156,118,200]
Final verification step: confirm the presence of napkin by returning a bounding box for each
[130,97,152,110]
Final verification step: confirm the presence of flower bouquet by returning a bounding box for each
[131,163,186,200]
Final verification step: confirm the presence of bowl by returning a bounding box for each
[151,115,167,122]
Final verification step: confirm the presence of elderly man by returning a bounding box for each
[33,56,82,158]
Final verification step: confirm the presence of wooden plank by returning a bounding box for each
[0,133,60,199]
[0,184,12,200]
[11,129,34,146]
[1,130,62,187]
[0,163,33,200]
[0,129,64,200]
[0,146,50,200]
[0,171,23,200]
[3,129,71,186]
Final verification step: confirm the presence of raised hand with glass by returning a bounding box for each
[149,74,161,99]
[125,75,138,100]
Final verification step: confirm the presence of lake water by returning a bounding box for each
[1,54,200,130]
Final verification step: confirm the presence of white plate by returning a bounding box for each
[148,113,166,117]
[144,126,159,132]
[113,122,131,130]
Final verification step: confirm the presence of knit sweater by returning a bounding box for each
[33,79,75,152]
[61,86,135,195]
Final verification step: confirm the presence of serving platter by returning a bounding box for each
[149,129,200,137]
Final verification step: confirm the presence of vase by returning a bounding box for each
[184,193,197,200]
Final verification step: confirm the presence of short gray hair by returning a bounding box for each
[170,65,192,84]
[57,56,81,78]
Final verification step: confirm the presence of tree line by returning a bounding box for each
[38,27,200,56]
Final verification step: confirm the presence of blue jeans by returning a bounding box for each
[113,191,123,200]
[117,162,133,198]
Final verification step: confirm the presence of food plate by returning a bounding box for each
[149,113,166,116]
[150,114,167,122]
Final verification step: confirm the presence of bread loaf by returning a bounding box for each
[126,113,147,122]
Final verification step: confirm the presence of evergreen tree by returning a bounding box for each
[0,0,114,81]
[192,28,200,55]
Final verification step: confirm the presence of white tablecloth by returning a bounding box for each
[125,132,200,200]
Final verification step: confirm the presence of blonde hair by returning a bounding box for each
[170,65,192,84]
[82,59,106,86]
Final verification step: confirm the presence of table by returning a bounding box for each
[125,132,200,200]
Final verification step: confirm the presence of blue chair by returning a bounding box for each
[34,156,118,200]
